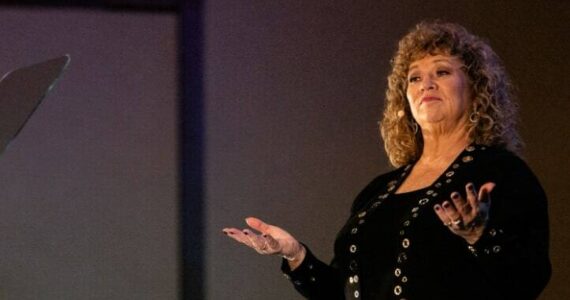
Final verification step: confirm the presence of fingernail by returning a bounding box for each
[443,202,451,208]
[434,205,441,211]
[222,231,228,235]
[451,192,459,199]
[243,231,249,235]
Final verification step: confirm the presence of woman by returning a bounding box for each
[223,21,551,299]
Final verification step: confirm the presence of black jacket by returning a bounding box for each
[282,145,551,299]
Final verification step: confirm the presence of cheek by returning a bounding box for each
[457,76,472,106]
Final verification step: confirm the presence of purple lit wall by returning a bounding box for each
[0,8,178,299]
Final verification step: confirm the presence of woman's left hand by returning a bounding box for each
[433,182,496,244]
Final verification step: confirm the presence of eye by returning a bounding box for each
[408,76,420,83]
[436,69,451,76]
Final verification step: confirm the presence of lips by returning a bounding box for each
[420,96,441,104]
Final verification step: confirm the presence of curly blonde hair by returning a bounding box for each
[380,21,521,167]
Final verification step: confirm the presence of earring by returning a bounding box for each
[412,120,419,134]
[469,111,480,124]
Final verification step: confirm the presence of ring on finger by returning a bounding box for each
[452,218,463,226]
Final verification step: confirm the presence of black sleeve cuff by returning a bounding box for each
[466,226,509,257]
[281,244,321,286]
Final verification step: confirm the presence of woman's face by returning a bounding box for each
[405,54,472,134]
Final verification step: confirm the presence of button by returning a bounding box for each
[493,245,501,253]
[293,280,302,286]
[397,252,408,263]
[399,230,405,236]
[466,145,476,152]
[452,163,460,169]
[402,276,408,283]
[402,238,410,248]
[388,185,396,192]
[462,155,474,163]
[394,268,401,277]
[404,165,411,171]
[349,243,357,253]
[349,260,358,271]
[353,275,359,283]
[394,285,402,295]
[403,220,411,227]
[308,264,314,270]
[358,211,367,218]
[310,276,316,282]
[349,276,354,284]
[371,201,382,208]
[354,290,360,298]
[435,182,442,188]
[351,227,358,234]
[446,171,455,177]
[446,179,452,184]
[378,193,389,199]
[411,206,419,213]
[484,248,490,254]
[426,190,434,195]
[412,213,418,218]
[419,198,429,205]
[489,229,497,237]
[358,219,365,225]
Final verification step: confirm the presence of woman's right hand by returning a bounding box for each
[223,217,306,269]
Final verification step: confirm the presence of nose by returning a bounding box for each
[420,76,435,91]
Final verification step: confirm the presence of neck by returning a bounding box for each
[419,125,470,164]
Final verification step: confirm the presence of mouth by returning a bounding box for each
[420,96,441,104]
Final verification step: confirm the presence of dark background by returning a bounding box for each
[0,0,568,299]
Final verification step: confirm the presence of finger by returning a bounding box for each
[464,183,478,213]
[478,182,496,204]
[222,227,244,238]
[476,182,494,223]
[243,229,266,250]
[245,217,272,234]
[450,191,471,216]
[223,228,255,247]
[433,204,452,226]
[442,201,463,228]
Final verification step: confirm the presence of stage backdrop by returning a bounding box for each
[0,8,178,299]
[204,1,569,299]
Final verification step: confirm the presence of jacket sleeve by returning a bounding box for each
[280,172,398,300]
[465,153,551,299]
[281,245,345,300]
